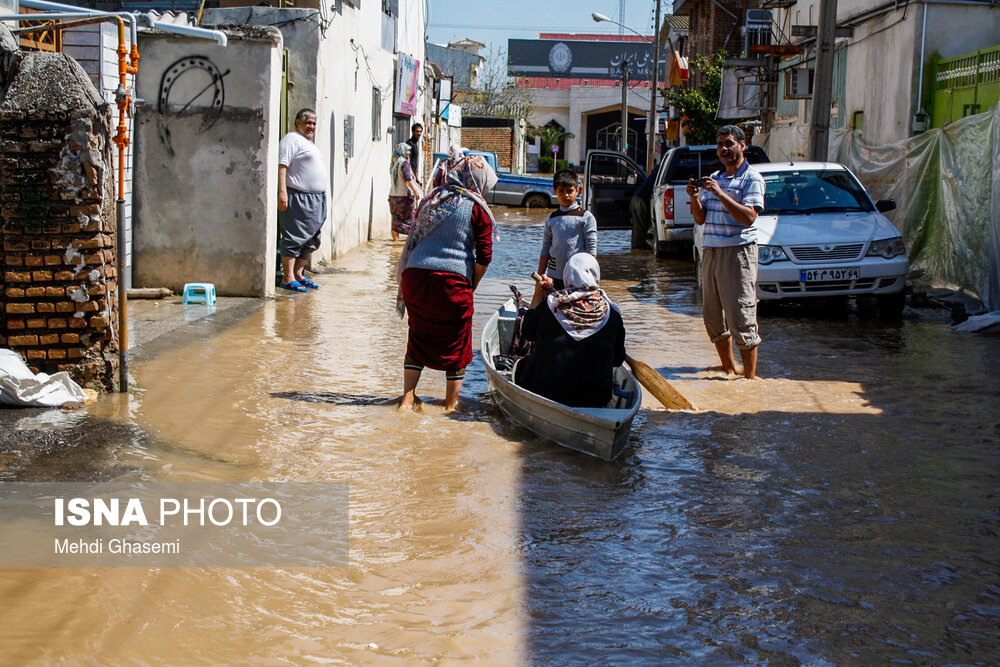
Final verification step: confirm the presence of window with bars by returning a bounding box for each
[344,115,355,159]
[372,88,381,141]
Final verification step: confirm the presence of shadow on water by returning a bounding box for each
[270,388,498,422]
[0,409,146,481]
[483,220,1000,662]
[518,403,1000,664]
[270,390,397,406]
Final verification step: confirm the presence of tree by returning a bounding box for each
[663,52,726,145]
[533,124,575,156]
[453,44,533,119]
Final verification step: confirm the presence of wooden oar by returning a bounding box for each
[529,273,694,410]
[624,355,694,410]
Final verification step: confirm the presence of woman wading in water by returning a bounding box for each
[388,142,423,241]
[395,154,497,411]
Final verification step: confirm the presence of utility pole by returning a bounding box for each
[621,64,629,155]
[646,0,662,173]
[809,0,837,161]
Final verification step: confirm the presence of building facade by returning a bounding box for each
[511,33,663,167]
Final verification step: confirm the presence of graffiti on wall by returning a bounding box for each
[157,56,231,156]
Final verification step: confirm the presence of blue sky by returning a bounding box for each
[425,0,670,50]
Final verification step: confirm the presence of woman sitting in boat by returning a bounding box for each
[514,253,626,408]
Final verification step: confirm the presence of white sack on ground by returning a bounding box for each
[0,349,88,407]
[953,311,1000,333]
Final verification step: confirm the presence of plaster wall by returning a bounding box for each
[772,1,1000,147]
[204,1,426,261]
[132,29,281,297]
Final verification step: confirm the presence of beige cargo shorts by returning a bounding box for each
[701,244,760,349]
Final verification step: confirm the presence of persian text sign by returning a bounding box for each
[508,39,657,81]
[394,52,421,116]
[0,483,348,567]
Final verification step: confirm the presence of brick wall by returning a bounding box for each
[462,127,514,171]
[686,0,762,88]
[1,52,119,390]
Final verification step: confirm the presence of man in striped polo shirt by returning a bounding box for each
[688,125,765,379]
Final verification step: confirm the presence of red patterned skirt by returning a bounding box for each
[401,268,474,371]
[388,195,415,235]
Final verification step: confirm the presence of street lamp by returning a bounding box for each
[592,7,662,173]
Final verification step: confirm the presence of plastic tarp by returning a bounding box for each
[829,102,1000,310]
[0,348,88,407]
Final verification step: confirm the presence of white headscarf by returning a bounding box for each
[546,253,617,340]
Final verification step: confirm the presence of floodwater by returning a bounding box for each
[2,206,999,664]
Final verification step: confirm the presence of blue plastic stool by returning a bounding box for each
[182,282,216,305]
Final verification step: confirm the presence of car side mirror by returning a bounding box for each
[875,199,896,213]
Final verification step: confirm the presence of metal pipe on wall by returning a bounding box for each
[18,0,136,43]
[1,9,138,392]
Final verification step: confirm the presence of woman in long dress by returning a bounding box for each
[396,154,498,411]
[388,142,423,242]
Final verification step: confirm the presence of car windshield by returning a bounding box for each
[761,170,874,214]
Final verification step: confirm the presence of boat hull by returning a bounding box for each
[481,300,641,462]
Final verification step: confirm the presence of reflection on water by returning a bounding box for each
[1,206,998,664]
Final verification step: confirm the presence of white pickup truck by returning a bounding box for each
[650,144,769,258]
[582,145,769,247]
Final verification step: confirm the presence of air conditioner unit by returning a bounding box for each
[784,67,814,99]
[745,9,773,55]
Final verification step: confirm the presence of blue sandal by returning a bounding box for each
[278,281,308,293]
[299,278,319,289]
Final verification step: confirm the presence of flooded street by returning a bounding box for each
[2,206,999,664]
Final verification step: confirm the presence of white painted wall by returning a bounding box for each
[203,1,426,262]
[314,0,426,259]
[768,0,1000,149]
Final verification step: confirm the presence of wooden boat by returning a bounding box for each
[481,299,642,462]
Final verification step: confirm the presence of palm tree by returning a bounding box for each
[533,124,575,158]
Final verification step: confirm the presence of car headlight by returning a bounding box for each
[758,245,788,265]
[866,237,906,259]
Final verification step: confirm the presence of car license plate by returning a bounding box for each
[800,267,860,282]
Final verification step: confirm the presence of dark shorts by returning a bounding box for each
[279,189,327,259]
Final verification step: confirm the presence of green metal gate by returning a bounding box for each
[931,45,1000,128]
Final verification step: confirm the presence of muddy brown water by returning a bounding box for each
[1,206,998,664]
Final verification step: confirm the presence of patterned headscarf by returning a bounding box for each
[546,253,616,340]
[402,155,497,255]
[394,155,499,314]
[433,144,466,187]
[390,142,411,181]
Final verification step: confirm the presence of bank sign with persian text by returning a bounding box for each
[508,39,656,81]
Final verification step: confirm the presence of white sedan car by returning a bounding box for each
[697,162,909,315]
